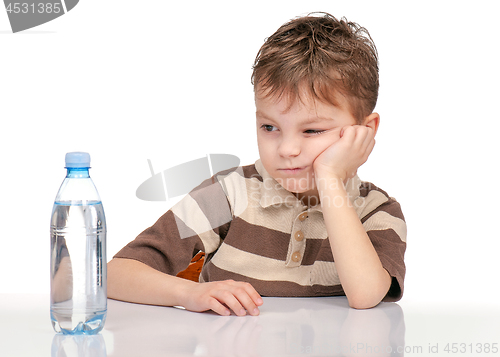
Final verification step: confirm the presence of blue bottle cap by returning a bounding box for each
[65,152,91,168]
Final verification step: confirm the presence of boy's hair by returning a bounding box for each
[252,12,379,123]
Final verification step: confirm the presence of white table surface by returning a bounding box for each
[1,294,499,356]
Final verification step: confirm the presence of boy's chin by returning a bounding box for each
[276,178,315,194]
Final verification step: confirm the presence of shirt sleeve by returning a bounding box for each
[113,175,233,276]
[362,197,407,302]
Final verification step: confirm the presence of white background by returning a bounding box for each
[1,0,499,309]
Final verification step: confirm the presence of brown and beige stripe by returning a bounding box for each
[115,160,406,301]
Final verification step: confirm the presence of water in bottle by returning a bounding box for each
[50,152,107,334]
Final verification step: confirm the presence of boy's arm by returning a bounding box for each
[316,180,391,309]
[107,258,263,316]
[314,125,391,309]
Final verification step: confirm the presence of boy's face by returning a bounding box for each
[255,91,358,196]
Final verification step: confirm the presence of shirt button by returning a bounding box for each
[299,212,308,221]
[294,230,304,241]
[291,251,301,262]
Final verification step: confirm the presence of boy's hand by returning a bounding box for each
[179,280,263,316]
[313,125,375,182]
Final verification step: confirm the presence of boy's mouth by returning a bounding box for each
[278,166,307,175]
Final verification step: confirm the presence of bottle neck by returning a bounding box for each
[66,167,90,178]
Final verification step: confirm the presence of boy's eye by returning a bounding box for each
[261,124,278,132]
[304,129,325,135]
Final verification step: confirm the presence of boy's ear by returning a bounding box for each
[363,112,380,135]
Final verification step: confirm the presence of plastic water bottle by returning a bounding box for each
[50,152,107,334]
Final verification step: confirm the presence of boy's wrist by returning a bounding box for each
[314,168,347,188]
[314,171,356,210]
[172,277,198,306]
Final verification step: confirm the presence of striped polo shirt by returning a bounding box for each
[115,160,406,301]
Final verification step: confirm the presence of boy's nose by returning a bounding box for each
[278,137,301,158]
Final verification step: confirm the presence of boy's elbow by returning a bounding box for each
[347,270,392,309]
[346,288,388,309]
[348,296,381,309]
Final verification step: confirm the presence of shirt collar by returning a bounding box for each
[254,159,362,209]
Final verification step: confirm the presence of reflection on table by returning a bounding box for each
[3,294,499,357]
[101,296,405,357]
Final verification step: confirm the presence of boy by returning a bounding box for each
[108,13,406,316]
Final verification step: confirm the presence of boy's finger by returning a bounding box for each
[226,282,262,315]
[362,129,376,151]
[340,125,354,138]
[352,126,373,147]
[233,288,261,316]
[226,280,263,303]
[241,282,264,312]
[341,126,356,141]
[241,282,264,306]
[366,138,376,157]
[208,297,231,316]
[214,290,247,316]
